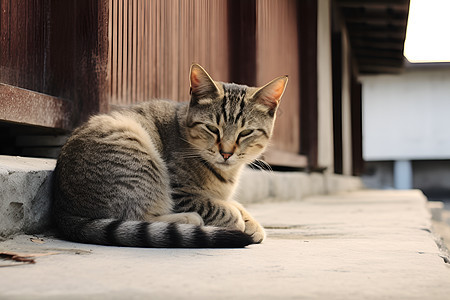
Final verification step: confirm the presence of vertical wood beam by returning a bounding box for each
[351,76,363,175]
[332,32,343,174]
[227,0,257,86]
[298,0,319,170]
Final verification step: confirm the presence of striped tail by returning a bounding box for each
[55,215,253,248]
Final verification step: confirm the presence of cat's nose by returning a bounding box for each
[219,150,233,161]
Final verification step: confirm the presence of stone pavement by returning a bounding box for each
[1,190,450,299]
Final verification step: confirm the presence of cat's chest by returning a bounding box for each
[204,178,236,200]
[169,164,237,201]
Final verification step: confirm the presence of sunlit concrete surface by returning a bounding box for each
[1,190,449,299]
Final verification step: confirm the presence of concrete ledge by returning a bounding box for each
[0,155,363,238]
[0,156,56,239]
[237,169,363,204]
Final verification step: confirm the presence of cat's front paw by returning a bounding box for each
[225,206,246,232]
[210,204,245,232]
[244,218,266,243]
[178,212,205,226]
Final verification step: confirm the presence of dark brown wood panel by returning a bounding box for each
[0,0,50,93]
[228,0,257,86]
[0,0,109,128]
[0,83,72,130]
[255,0,301,155]
[298,0,319,170]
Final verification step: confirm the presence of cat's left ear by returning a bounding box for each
[252,76,288,115]
[190,63,219,103]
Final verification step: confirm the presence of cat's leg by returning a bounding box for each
[174,195,245,231]
[203,200,246,231]
[229,200,266,243]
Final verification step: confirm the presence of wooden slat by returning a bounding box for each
[354,48,404,59]
[117,0,123,104]
[110,0,117,103]
[338,0,409,10]
[348,29,405,39]
[122,0,128,103]
[358,65,405,74]
[351,39,405,50]
[132,0,137,102]
[0,84,72,130]
[344,17,407,27]
[356,57,404,67]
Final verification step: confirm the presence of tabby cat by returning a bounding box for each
[52,64,288,248]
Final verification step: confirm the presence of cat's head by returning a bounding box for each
[186,63,288,170]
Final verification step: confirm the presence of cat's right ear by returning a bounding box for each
[251,75,288,116]
[189,63,219,103]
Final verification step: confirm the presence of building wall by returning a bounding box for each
[361,65,450,197]
[361,66,450,161]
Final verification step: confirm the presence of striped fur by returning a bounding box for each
[52,64,288,248]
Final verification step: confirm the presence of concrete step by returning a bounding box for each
[0,156,56,239]
[1,190,449,299]
[0,155,363,239]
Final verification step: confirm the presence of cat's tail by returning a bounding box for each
[55,215,253,248]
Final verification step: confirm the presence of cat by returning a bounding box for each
[52,63,288,248]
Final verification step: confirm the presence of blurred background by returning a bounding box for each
[0,0,449,207]
[361,0,450,209]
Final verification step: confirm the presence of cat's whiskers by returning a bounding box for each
[248,159,273,173]
[177,151,203,160]
[179,137,201,149]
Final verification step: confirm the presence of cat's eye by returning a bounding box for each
[206,124,220,134]
[239,129,254,137]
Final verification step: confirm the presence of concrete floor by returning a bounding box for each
[1,190,450,299]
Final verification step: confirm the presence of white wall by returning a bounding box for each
[361,66,450,161]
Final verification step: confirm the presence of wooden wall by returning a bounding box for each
[0,0,309,165]
[0,0,109,129]
[108,0,230,105]
[105,0,306,166]
[106,0,304,164]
